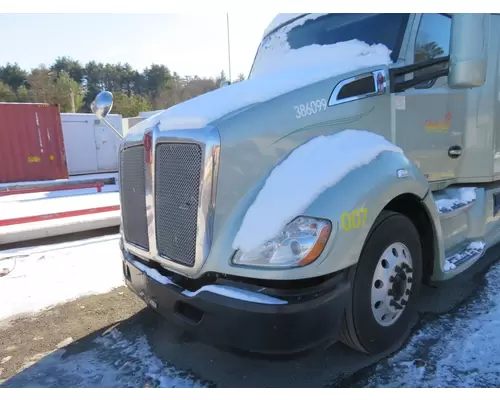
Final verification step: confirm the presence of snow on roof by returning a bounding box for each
[232,130,404,253]
[251,30,392,78]
[127,39,393,136]
[261,13,328,39]
[262,14,305,38]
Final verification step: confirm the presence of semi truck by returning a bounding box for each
[90,13,500,356]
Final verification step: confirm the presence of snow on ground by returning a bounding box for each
[0,234,124,321]
[5,259,500,388]
[0,234,120,260]
[360,264,500,388]
[126,38,392,137]
[233,130,403,253]
[2,328,209,388]
[2,232,500,387]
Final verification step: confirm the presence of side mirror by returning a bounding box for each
[219,80,231,88]
[89,91,124,140]
[91,91,114,119]
[448,13,490,89]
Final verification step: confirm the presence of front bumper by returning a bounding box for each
[122,249,351,355]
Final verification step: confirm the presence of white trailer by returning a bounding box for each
[122,117,144,136]
[139,110,163,119]
[60,113,124,176]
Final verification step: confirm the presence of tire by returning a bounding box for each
[340,210,423,355]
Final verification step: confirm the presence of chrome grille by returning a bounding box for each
[120,145,149,250]
[155,143,203,267]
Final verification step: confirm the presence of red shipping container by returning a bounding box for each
[0,103,69,184]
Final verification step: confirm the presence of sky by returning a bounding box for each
[0,13,277,79]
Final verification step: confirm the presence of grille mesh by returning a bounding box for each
[120,146,149,250]
[155,143,203,267]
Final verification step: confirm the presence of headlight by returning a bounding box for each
[232,216,332,267]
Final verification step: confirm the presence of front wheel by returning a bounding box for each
[340,211,423,355]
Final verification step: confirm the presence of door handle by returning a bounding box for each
[328,69,388,106]
[448,145,462,159]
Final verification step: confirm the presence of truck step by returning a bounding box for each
[444,241,485,272]
[433,187,476,219]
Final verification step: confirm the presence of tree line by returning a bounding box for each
[0,57,246,117]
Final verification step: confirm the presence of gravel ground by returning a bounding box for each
[2,262,499,388]
[1,229,500,388]
[0,288,144,384]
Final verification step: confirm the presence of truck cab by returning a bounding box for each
[91,13,500,356]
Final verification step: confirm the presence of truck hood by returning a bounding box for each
[127,39,393,139]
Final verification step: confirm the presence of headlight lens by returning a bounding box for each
[232,216,332,267]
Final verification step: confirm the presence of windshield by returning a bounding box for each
[249,13,410,78]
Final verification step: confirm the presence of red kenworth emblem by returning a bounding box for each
[144,130,153,165]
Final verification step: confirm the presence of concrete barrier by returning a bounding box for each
[0,208,121,245]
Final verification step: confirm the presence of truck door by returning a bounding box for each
[395,13,467,183]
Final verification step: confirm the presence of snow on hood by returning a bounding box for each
[232,130,404,253]
[128,39,393,136]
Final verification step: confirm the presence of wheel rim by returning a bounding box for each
[370,242,414,327]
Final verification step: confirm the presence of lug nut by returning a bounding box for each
[406,289,411,295]
[406,267,414,273]
[388,289,393,296]
[389,276,395,283]
[395,266,402,273]
[390,300,403,310]
[407,277,413,283]
[401,299,408,306]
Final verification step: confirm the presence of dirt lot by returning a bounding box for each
[0,287,144,383]
[1,231,499,387]
[0,283,393,388]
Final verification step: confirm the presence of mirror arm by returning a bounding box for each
[391,67,449,93]
[98,117,124,139]
[390,55,450,77]
[389,56,450,93]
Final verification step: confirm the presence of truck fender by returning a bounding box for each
[301,150,445,276]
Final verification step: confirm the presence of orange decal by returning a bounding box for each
[425,112,452,133]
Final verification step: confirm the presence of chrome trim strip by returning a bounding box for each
[122,124,221,278]
[127,255,288,305]
[328,69,388,106]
